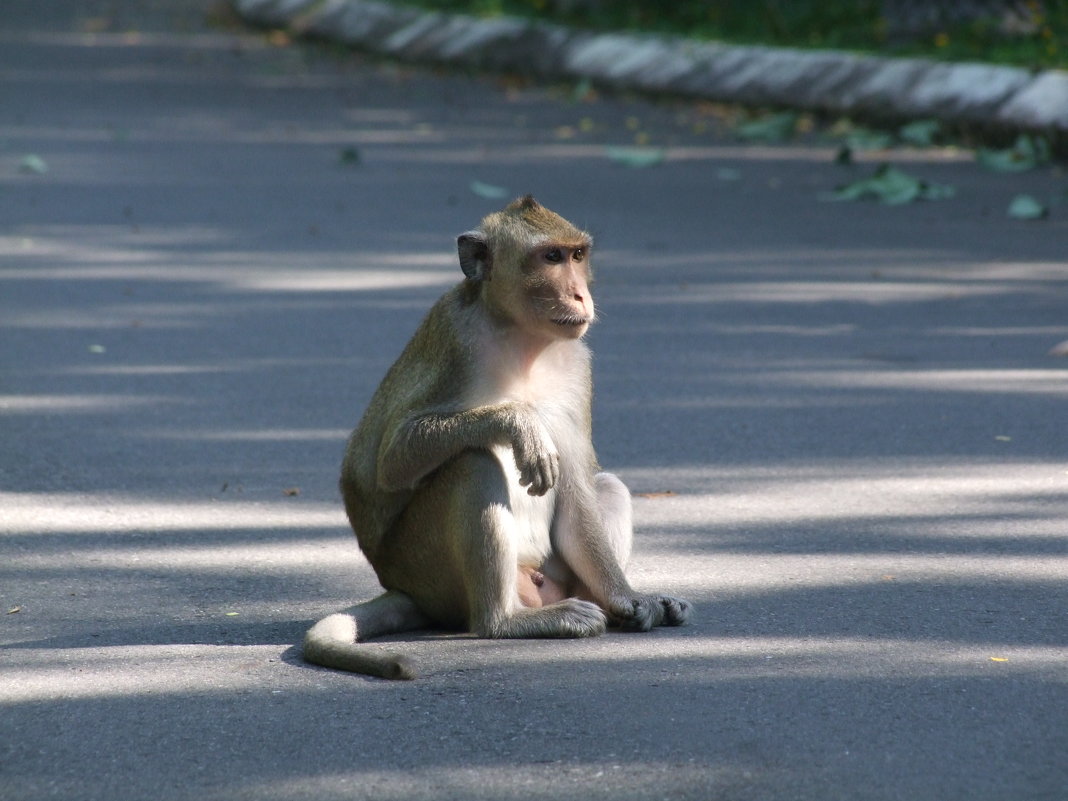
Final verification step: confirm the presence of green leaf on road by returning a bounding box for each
[469,180,509,199]
[977,135,1050,172]
[828,164,955,205]
[339,146,361,165]
[735,111,797,142]
[1007,194,1048,220]
[19,155,48,174]
[898,119,941,147]
[845,127,895,151]
[604,146,666,168]
[570,77,594,103]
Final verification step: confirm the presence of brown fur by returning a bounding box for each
[303,197,690,679]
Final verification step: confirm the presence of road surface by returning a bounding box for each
[2,3,1066,799]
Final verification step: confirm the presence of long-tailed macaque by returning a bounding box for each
[304,196,690,679]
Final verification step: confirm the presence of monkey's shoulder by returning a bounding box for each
[371,289,474,402]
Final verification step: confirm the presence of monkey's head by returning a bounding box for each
[457,196,594,341]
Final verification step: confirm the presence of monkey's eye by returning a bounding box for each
[544,248,563,264]
[572,248,585,262]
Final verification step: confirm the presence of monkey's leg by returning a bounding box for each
[553,472,691,631]
[540,471,630,597]
[594,471,634,569]
[443,450,607,639]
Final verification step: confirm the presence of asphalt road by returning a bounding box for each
[2,3,1067,800]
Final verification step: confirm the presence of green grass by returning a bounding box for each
[396,0,1067,70]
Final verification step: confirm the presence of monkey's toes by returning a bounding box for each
[659,595,691,626]
[558,598,607,637]
[611,597,658,632]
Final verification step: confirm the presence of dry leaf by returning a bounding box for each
[989,657,1009,662]
[283,487,301,496]
[7,605,22,614]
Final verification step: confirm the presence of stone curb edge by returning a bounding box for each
[233,0,1068,139]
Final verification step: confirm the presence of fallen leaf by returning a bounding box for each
[1007,194,1047,220]
[828,164,954,205]
[283,487,301,496]
[1048,340,1068,357]
[845,126,895,151]
[225,612,240,617]
[735,111,797,142]
[636,490,677,499]
[898,119,941,147]
[88,344,106,354]
[7,605,22,614]
[19,155,48,174]
[994,435,1012,442]
[267,29,291,47]
[989,657,1009,662]
[469,180,509,199]
[977,135,1050,172]
[605,146,666,168]
[338,146,361,165]
[570,77,594,103]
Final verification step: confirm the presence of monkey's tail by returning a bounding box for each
[302,590,430,680]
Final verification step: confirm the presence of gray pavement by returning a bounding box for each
[2,3,1067,800]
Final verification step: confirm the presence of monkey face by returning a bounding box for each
[521,243,595,341]
[459,196,596,342]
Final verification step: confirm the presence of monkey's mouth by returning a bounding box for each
[551,315,590,328]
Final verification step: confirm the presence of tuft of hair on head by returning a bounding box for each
[505,194,541,213]
[499,195,589,243]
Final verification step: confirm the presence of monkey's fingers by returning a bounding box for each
[608,596,660,632]
[657,595,691,626]
[529,452,559,496]
[517,452,558,496]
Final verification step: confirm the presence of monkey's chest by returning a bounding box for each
[488,443,556,567]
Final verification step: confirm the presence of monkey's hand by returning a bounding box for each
[507,406,559,496]
[606,593,691,632]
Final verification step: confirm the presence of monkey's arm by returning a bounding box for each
[376,403,558,496]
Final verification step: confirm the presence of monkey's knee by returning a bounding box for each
[596,472,632,511]
[595,471,633,567]
[441,449,511,507]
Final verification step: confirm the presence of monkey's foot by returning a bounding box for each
[609,594,691,632]
[486,598,606,639]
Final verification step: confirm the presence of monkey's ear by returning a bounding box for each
[457,232,491,281]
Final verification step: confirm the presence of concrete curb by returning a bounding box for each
[233,0,1068,139]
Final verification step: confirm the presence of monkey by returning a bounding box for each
[303,195,690,680]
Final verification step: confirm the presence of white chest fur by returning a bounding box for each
[466,336,591,567]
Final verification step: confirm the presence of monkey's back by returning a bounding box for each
[339,285,474,560]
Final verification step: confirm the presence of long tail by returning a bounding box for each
[302,590,430,680]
